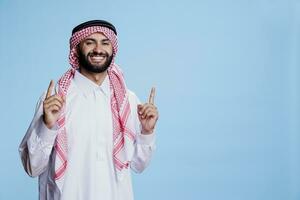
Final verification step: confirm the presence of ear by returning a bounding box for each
[76,44,81,56]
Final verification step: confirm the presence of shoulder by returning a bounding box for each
[127,89,141,106]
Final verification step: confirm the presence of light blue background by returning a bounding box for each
[1,0,300,199]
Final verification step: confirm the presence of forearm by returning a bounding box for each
[130,132,156,173]
[19,94,58,177]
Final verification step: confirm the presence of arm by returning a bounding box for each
[131,131,156,173]
[128,90,158,173]
[18,93,58,177]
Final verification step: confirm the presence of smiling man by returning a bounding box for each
[78,32,113,74]
[19,20,159,200]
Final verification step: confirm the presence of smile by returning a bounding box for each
[90,55,106,62]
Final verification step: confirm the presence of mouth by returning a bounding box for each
[89,55,106,63]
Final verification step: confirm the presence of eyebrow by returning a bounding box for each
[84,38,110,43]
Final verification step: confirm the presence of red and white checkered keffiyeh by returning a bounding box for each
[53,26,136,189]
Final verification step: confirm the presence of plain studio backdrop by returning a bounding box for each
[0,0,299,199]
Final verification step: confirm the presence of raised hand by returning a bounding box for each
[137,87,159,135]
[43,80,65,129]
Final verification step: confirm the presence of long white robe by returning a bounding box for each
[19,71,156,200]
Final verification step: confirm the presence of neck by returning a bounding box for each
[79,67,108,85]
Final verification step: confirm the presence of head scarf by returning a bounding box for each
[53,20,136,190]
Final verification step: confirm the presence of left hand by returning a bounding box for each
[137,87,159,135]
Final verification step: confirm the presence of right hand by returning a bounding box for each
[43,80,65,129]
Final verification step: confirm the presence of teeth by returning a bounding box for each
[90,55,105,62]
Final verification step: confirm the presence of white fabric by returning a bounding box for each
[19,70,156,200]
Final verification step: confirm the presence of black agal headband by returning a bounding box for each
[72,20,117,35]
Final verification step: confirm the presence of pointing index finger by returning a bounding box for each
[46,80,54,98]
[148,87,156,104]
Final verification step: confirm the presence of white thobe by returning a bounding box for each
[19,71,156,200]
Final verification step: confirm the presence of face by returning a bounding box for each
[78,32,113,73]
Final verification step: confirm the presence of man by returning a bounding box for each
[19,20,159,200]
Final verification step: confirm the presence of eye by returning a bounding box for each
[102,42,110,46]
[84,39,95,46]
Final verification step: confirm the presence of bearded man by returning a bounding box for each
[19,20,159,200]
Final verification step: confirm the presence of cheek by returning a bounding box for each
[105,46,113,56]
[80,45,93,56]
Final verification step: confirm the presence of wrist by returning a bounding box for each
[141,129,154,135]
[43,114,55,130]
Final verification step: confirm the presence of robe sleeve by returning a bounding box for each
[127,90,156,173]
[18,92,58,177]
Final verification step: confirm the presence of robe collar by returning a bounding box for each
[73,70,110,98]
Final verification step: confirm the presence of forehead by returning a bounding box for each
[83,32,109,41]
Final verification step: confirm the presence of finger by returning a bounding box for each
[138,112,143,121]
[148,87,156,104]
[137,104,145,115]
[144,110,157,119]
[44,100,63,110]
[44,95,64,105]
[139,104,156,116]
[141,107,156,118]
[137,104,142,112]
[138,104,156,115]
[45,105,61,113]
[46,80,54,98]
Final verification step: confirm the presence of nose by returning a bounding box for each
[93,43,103,53]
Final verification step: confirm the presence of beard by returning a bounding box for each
[78,50,113,73]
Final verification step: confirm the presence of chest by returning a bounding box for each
[65,90,113,151]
